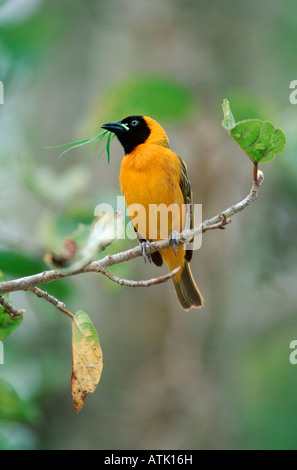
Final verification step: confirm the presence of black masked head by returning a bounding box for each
[102,115,151,154]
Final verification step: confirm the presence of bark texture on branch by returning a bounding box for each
[0,172,263,300]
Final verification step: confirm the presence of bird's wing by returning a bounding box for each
[178,156,194,263]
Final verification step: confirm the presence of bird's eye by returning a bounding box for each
[131,120,139,127]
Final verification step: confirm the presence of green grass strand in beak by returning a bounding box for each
[106,132,114,164]
[45,130,112,162]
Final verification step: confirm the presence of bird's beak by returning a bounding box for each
[101,121,128,133]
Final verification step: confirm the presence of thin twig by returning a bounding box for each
[202,218,232,232]
[0,294,24,317]
[28,287,74,319]
[0,172,264,297]
[99,267,180,287]
[253,162,259,183]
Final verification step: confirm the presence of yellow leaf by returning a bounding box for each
[71,310,103,412]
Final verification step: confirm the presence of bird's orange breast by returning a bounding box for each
[120,143,185,242]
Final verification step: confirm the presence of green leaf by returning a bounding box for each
[0,271,9,304]
[222,90,275,122]
[222,98,236,130]
[80,76,198,136]
[0,378,40,422]
[0,313,23,341]
[100,76,196,122]
[0,251,47,282]
[222,99,286,164]
[102,76,194,120]
[0,251,71,299]
[71,310,103,412]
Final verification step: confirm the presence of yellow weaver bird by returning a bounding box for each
[102,116,203,310]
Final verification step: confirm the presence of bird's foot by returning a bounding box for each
[140,241,152,264]
[169,231,181,256]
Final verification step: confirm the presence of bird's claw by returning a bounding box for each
[140,241,152,264]
[169,231,181,256]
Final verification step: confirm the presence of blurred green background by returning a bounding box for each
[1,0,297,450]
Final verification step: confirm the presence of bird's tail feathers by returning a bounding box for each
[173,262,204,310]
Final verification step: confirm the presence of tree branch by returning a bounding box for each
[28,286,74,319]
[99,266,180,287]
[0,295,25,317]
[0,172,264,298]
